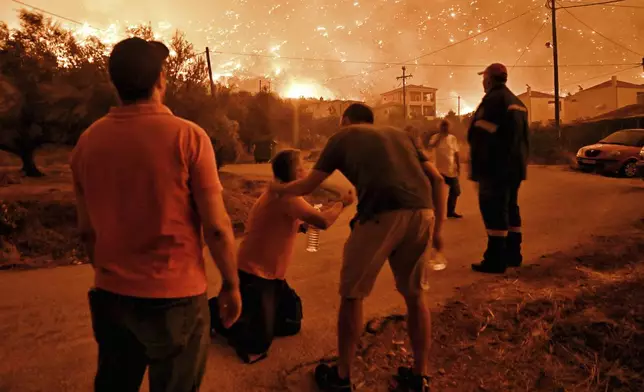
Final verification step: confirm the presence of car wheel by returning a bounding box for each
[621,160,638,178]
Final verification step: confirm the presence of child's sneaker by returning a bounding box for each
[314,364,352,391]
[394,366,431,392]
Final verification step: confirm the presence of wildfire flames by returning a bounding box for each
[2,0,643,114]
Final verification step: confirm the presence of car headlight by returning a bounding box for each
[607,151,621,158]
[640,147,644,159]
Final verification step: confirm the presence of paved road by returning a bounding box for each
[1,166,642,392]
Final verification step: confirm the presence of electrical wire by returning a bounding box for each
[512,20,549,70]
[11,0,108,32]
[212,50,637,68]
[609,4,644,8]
[10,0,643,90]
[557,1,642,57]
[328,3,544,82]
[556,0,626,9]
[558,65,641,89]
[410,5,545,64]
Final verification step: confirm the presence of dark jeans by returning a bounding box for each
[88,288,209,392]
[442,175,461,214]
[212,270,303,363]
[229,271,279,356]
[478,180,522,231]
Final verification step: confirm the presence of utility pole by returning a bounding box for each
[259,79,263,93]
[268,80,272,93]
[457,96,461,117]
[550,0,561,139]
[205,47,215,97]
[397,66,413,121]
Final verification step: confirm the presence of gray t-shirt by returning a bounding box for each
[314,124,433,223]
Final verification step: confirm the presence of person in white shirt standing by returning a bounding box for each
[428,120,462,218]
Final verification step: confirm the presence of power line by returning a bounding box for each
[10,0,643,85]
[609,4,644,8]
[558,65,641,89]
[556,0,626,9]
[11,0,108,32]
[557,1,643,57]
[409,4,544,64]
[512,20,549,69]
[213,50,637,68]
[328,3,544,82]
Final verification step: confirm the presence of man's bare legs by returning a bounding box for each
[337,297,363,380]
[335,294,430,378]
[404,293,432,375]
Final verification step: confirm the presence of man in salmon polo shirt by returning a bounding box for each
[70,37,241,392]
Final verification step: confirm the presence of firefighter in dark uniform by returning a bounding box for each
[468,63,529,274]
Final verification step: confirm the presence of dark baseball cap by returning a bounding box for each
[478,63,508,78]
[108,37,170,100]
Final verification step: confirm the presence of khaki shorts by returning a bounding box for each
[340,209,435,299]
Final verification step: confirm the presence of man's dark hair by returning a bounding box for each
[108,38,170,103]
[342,103,374,125]
[271,149,301,183]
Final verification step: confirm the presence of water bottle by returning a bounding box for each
[306,204,323,252]
[428,248,447,271]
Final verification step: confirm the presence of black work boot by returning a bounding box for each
[506,232,523,267]
[314,364,352,391]
[472,236,507,274]
[395,367,431,391]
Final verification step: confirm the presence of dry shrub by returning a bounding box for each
[0,198,83,269]
[1,172,340,270]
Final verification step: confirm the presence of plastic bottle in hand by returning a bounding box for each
[428,248,447,271]
[306,204,323,252]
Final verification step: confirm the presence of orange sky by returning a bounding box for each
[2,0,643,114]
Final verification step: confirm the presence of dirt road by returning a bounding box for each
[0,166,642,392]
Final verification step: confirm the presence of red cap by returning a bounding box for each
[478,63,508,78]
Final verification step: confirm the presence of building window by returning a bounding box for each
[423,92,434,102]
[410,105,422,116]
[410,92,422,102]
[422,106,436,117]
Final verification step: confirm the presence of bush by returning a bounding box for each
[529,115,644,164]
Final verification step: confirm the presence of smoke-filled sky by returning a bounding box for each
[2,0,644,113]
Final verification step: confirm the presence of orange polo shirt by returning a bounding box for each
[70,103,222,299]
[237,192,306,280]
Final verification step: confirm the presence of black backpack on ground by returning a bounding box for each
[209,278,302,364]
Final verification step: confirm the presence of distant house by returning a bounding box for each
[517,87,563,126]
[563,76,644,123]
[374,84,438,122]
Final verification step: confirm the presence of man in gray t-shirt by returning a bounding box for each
[271,103,446,392]
[314,124,433,227]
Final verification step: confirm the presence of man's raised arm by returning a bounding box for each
[272,170,331,197]
[272,133,343,197]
